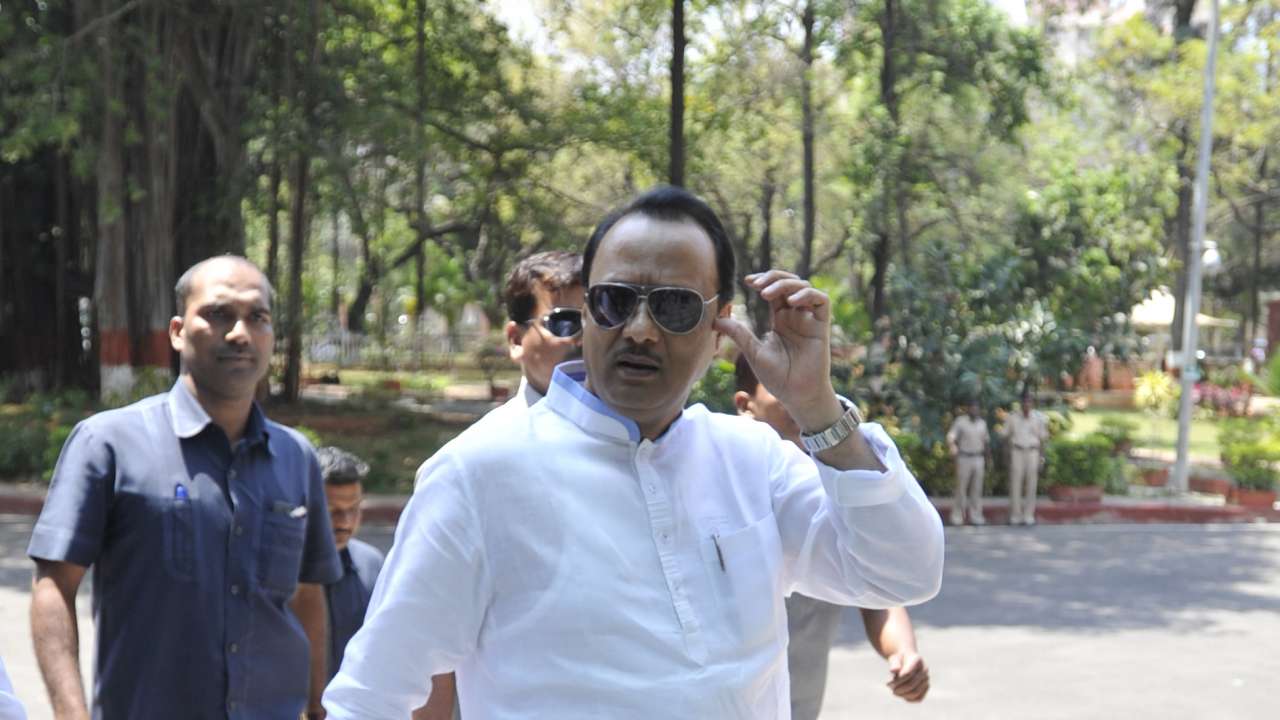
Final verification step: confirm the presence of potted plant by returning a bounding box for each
[1044,433,1112,503]
[1222,429,1280,508]
[1132,458,1169,487]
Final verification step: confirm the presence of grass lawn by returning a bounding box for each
[1068,408,1223,459]
[307,364,523,395]
[268,400,467,494]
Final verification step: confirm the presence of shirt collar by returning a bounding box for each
[544,361,642,443]
[167,379,274,454]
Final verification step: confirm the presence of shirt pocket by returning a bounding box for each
[701,512,785,652]
[162,494,196,582]
[258,509,307,597]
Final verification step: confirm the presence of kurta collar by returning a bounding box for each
[545,361,642,443]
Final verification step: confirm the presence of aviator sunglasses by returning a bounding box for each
[586,282,717,335]
[522,307,583,338]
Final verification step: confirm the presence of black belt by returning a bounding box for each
[1013,444,1040,451]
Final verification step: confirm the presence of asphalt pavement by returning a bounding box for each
[2,517,1277,719]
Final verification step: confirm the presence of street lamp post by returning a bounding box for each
[1172,0,1221,493]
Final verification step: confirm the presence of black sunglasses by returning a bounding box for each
[522,307,582,338]
[586,282,717,335]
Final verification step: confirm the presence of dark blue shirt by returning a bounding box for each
[325,537,384,681]
[28,380,343,720]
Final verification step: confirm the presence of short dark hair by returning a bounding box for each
[174,254,274,315]
[316,446,370,486]
[734,353,760,395]
[582,186,736,306]
[504,251,584,323]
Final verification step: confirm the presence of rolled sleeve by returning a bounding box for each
[27,422,111,568]
[298,448,342,586]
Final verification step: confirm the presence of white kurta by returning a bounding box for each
[324,362,944,719]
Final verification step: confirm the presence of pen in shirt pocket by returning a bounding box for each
[712,534,726,572]
[174,484,188,501]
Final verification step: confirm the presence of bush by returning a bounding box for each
[1268,353,1280,397]
[688,359,737,414]
[1220,416,1280,491]
[1096,415,1138,452]
[1045,433,1117,488]
[890,429,954,496]
[0,412,50,479]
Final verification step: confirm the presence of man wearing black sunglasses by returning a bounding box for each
[325,186,944,719]
[502,250,584,402]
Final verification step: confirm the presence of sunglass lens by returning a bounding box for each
[650,288,705,333]
[588,285,638,329]
[545,309,582,338]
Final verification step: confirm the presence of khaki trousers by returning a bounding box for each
[951,455,985,524]
[1009,447,1040,524]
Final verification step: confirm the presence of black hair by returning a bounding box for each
[581,185,736,306]
[503,251,584,323]
[316,446,370,486]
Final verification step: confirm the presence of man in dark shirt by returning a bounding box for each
[27,255,342,720]
[317,446,384,680]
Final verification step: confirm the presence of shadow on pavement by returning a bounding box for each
[837,524,1280,644]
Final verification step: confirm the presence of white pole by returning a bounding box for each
[1173,0,1221,493]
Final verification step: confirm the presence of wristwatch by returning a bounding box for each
[800,395,863,453]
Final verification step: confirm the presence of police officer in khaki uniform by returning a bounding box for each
[946,400,991,526]
[998,392,1049,525]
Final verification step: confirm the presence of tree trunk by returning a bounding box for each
[1249,151,1267,345]
[752,173,776,334]
[267,160,283,290]
[798,1,816,279]
[95,0,133,399]
[283,0,319,402]
[1169,134,1194,354]
[870,231,891,322]
[331,207,341,321]
[669,0,686,187]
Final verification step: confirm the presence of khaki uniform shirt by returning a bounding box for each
[947,416,989,455]
[1001,410,1048,449]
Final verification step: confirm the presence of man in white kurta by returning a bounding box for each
[323,186,944,719]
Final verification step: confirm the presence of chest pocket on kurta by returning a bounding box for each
[702,512,785,651]
[258,510,307,596]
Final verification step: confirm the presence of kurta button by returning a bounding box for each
[228,642,239,654]
[230,584,241,596]
[234,524,244,537]
[228,469,238,481]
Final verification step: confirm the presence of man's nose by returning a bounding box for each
[225,318,251,344]
[620,299,660,345]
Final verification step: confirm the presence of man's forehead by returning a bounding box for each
[189,263,270,305]
[534,281,583,308]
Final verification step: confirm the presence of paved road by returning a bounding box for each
[2,518,1277,719]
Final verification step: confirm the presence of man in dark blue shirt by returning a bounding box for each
[316,446,384,681]
[27,255,342,720]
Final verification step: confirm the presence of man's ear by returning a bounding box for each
[505,320,524,363]
[733,390,755,417]
[169,316,185,353]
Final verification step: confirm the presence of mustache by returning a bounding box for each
[216,351,258,361]
[611,344,661,364]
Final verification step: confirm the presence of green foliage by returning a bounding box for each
[1096,415,1138,452]
[888,429,954,497]
[688,359,737,415]
[292,425,326,450]
[1267,354,1280,398]
[1219,417,1280,491]
[1045,433,1117,488]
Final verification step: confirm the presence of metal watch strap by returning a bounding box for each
[799,395,863,453]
